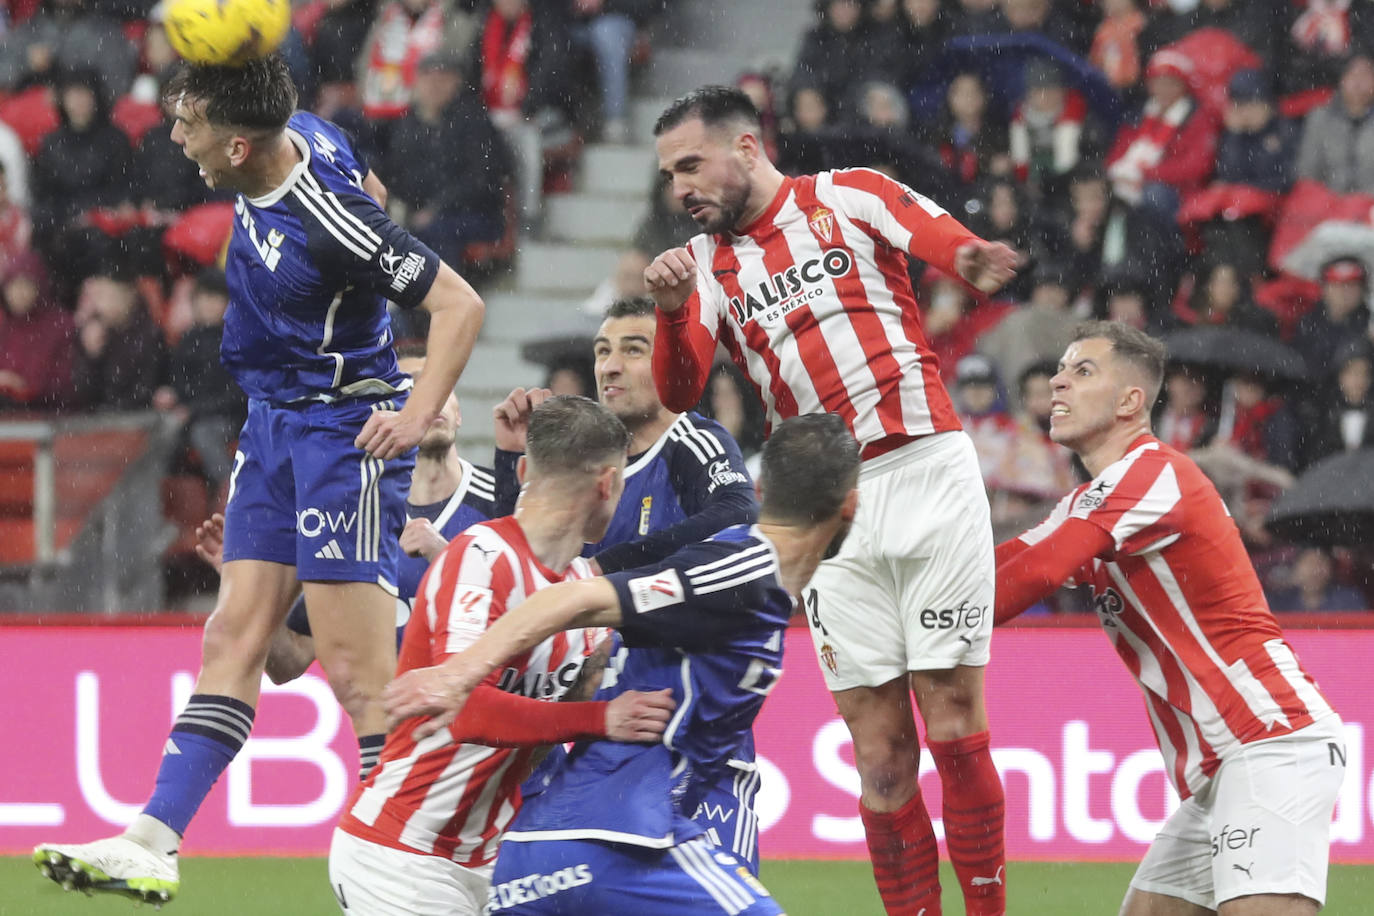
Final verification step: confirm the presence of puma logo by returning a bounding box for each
[469,543,498,561]
[1233,862,1254,879]
[971,865,1004,887]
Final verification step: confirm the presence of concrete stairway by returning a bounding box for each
[455,0,813,455]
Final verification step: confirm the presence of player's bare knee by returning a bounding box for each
[200,607,272,673]
[851,734,920,803]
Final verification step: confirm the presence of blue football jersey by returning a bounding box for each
[502,524,791,849]
[584,412,756,572]
[222,111,441,404]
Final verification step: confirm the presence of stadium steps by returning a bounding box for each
[515,241,624,293]
[544,191,648,245]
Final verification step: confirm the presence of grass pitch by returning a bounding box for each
[4,856,1372,914]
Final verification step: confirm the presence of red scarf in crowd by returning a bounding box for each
[481,9,533,115]
[361,1,448,120]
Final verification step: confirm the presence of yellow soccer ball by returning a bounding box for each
[163,0,291,67]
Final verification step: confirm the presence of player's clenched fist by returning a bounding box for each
[604,688,676,743]
[493,386,552,452]
[954,239,1020,294]
[644,247,698,314]
[400,517,448,560]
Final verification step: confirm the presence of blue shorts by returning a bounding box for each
[223,396,415,592]
[488,836,783,915]
[693,762,762,875]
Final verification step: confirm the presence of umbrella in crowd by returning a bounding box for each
[1162,326,1308,383]
[1266,449,1374,545]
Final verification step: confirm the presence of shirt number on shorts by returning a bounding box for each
[805,588,829,636]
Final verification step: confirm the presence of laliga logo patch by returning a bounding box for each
[627,569,685,614]
[807,207,835,245]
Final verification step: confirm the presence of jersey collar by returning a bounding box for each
[428,458,474,529]
[729,176,794,240]
[245,127,312,209]
[623,413,686,479]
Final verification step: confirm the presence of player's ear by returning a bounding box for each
[227,133,252,168]
[516,455,528,487]
[1118,383,1146,419]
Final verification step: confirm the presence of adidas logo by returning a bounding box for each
[163,739,181,755]
[314,539,346,560]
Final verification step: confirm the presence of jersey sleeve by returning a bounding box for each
[653,236,728,413]
[307,186,442,309]
[414,531,513,660]
[1069,447,1184,557]
[820,168,980,277]
[605,536,781,651]
[593,416,758,574]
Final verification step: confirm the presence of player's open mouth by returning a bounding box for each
[1050,403,1070,417]
[602,386,623,398]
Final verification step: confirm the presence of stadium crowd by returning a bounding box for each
[0,0,1371,612]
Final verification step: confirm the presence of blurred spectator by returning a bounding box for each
[1009,59,1094,204]
[923,267,1015,375]
[869,0,951,91]
[0,161,33,269]
[950,0,1002,38]
[0,252,73,408]
[132,117,215,215]
[1106,50,1218,219]
[1010,360,1078,497]
[1142,0,1277,65]
[1300,338,1374,464]
[1292,258,1371,380]
[544,354,595,398]
[1213,372,1301,473]
[1281,0,1374,95]
[0,121,30,209]
[1157,365,1214,450]
[925,71,1011,192]
[311,0,377,88]
[736,71,781,162]
[791,0,878,118]
[470,0,572,231]
[1090,0,1146,90]
[967,177,1043,300]
[1172,259,1279,334]
[1215,69,1299,193]
[954,353,1019,472]
[852,81,944,191]
[695,361,765,470]
[1268,546,1367,611]
[153,269,244,490]
[71,266,166,410]
[30,69,133,263]
[0,0,137,97]
[1098,273,1154,329]
[383,50,508,266]
[358,0,475,122]
[1296,54,1374,193]
[999,0,1080,51]
[977,262,1078,406]
[568,0,662,143]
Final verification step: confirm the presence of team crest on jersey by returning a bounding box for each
[638,496,653,536]
[807,207,835,245]
[819,642,838,675]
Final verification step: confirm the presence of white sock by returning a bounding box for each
[125,813,182,855]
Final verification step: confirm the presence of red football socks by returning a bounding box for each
[860,790,943,916]
[927,731,1006,916]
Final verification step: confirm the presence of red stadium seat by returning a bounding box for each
[164,202,235,269]
[113,95,166,147]
[0,86,59,156]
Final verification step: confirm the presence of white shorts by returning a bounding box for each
[804,431,995,691]
[328,828,494,916]
[1129,715,1346,910]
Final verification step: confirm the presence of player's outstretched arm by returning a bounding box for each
[994,519,1112,624]
[385,577,623,738]
[356,263,485,459]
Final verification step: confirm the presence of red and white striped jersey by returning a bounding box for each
[660,168,980,453]
[1017,435,1336,799]
[339,516,601,866]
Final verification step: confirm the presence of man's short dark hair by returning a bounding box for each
[162,53,297,133]
[1073,320,1167,408]
[759,414,860,525]
[527,396,631,476]
[654,85,762,137]
[603,296,656,322]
